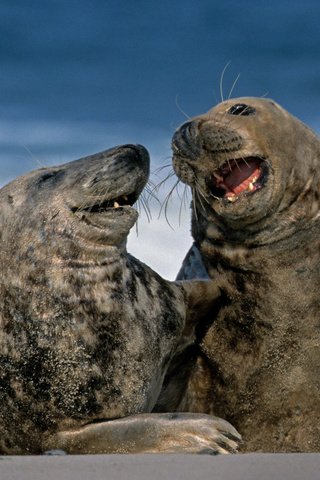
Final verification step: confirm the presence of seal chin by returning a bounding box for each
[73,207,139,245]
[71,185,141,244]
[208,156,269,204]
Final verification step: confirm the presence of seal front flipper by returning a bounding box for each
[176,244,209,280]
[45,413,241,454]
[153,278,227,414]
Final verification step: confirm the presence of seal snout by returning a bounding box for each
[71,144,150,214]
[60,144,152,243]
[172,121,244,160]
[172,113,270,205]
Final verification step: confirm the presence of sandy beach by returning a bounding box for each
[2,454,320,480]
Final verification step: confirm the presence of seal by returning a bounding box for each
[171,97,320,452]
[0,144,240,455]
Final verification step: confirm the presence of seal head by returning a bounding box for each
[172,97,320,243]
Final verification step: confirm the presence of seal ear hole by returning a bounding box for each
[228,104,256,116]
[37,170,64,186]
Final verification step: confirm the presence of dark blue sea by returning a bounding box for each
[1,0,320,277]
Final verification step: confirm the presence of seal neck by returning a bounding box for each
[192,194,320,249]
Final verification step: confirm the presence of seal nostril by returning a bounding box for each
[179,121,198,144]
[124,144,149,156]
[121,144,150,162]
[172,120,203,160]
[172,121,199,148]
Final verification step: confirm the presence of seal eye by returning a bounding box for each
[228,104,255,116]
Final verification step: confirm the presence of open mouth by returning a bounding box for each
[72,192,138,213]
[209,157,267,202]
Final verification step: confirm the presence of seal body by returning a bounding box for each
[172,98,320,452]
[0,145,240,454]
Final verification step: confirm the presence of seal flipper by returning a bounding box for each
[154,278,225,414]
[44,413,241,454]
[176,244,209,280]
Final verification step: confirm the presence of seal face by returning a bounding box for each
[172,97,320,452]
[0,144,240,454]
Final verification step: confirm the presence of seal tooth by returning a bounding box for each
[226,194,237,202]
[248,182,254,191]
[114,201,120,208]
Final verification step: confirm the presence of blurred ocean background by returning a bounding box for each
[1,0,320,279]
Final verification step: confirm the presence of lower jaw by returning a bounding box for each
[224,185,261,203]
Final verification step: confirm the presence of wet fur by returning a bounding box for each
[171,97,320,452]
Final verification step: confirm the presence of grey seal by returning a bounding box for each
[171,97,320,452]
[0,144,240,455]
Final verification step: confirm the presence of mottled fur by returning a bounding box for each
[171,98,320,452]
[0,145,240,454]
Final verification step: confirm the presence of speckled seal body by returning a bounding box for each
[0,145,240,455]
[172,98,320,452]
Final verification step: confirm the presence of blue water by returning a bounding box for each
[1,0,320,277]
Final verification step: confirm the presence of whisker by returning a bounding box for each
[219,61,231,102]
[178,184,190,225]
[195,188,206,212]
[21,144,47,169]
[258,155,272,170]
[234,158,241,171]
[158,178,181,229]
[194,180,211,207]
[142,191,153,219]
[152,169,176,193]
[228,72,241,100]
[241,156,250,168]
[175,94,191,120]
[136,196,152,222]
[210,193,222,201]
[144,180,160,204]
[152,163,172,176]
[163,181,181,226]
[192,188,198,221]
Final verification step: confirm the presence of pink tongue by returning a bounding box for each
[224,159,260,191]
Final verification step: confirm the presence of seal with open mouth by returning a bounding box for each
[0,144,240,455]
[171,97,320,452]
